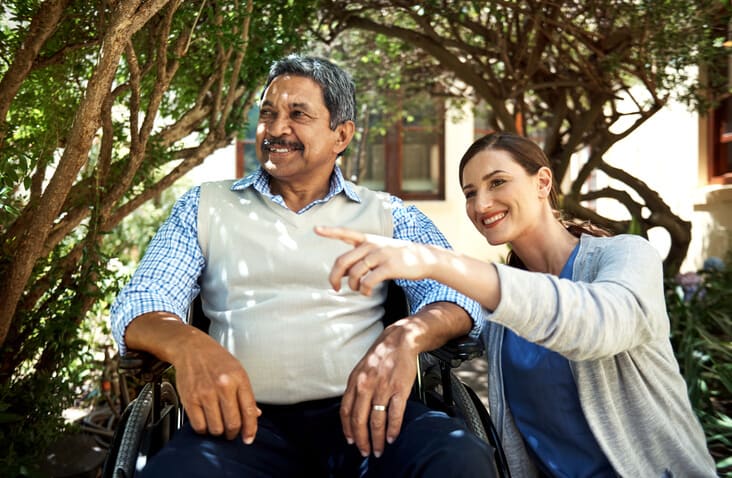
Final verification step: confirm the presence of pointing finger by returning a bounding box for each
[314,226,366,246]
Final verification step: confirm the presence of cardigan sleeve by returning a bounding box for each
[486,234,668,361]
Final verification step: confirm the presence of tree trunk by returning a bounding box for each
[0,0,170,349]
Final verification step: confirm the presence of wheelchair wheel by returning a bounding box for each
[418,356,511,477]
[419,357,488,441]
[448,374,490,443]
[102,381,179,478]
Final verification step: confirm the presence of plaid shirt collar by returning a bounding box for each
[231,165,361,212]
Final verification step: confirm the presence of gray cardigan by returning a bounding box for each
[484,234,716,477]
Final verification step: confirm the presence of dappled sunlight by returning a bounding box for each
[448,253,474,275]
[275,219,299,250]
[448,430,467,439]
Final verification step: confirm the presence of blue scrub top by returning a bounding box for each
[501,244,615,477]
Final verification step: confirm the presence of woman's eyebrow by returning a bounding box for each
[462,169,507,191]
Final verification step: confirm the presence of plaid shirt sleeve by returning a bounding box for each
[110,186,205,354]
[389,196,484,339]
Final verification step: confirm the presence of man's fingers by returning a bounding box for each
[369,398,390,457]
[340,388,356,444]
[185,404,207,435]
[238,387,260,444]
[220,394,243,440]
[343,379,379,457]
[201,399,225,436]
[351,397,372,457]
[385,394,406,445]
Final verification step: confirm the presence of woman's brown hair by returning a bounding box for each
[459,132,611,269]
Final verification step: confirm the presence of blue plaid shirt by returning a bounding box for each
[111,166,483,354]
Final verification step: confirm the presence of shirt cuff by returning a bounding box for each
[110,291,187,356]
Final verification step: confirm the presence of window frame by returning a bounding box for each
[707,95,732,184]
[367,97,446,201]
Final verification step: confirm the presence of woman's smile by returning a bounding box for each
[481,211,507,228]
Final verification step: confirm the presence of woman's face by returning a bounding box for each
[461,149,550,246]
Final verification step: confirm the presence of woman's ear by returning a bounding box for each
[537,166,553,199]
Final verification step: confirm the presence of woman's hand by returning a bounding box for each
[314,226,439,295]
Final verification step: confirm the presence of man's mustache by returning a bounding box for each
[262,138,304,151]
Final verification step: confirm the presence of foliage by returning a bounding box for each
[0,0,317,474]
[667,254,732,475]
[316,0,731,275]
[311,30,449,183]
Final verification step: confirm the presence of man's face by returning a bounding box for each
[256,74,353,186]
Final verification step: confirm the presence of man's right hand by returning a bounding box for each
[125,312,261,443]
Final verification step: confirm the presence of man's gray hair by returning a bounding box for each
[263,55,356,131]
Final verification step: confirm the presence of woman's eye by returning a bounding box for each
[464,190,476,199]
[490,179,505,189]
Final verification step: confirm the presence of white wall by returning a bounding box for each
[187,145,237,183]
[600,100,700,270]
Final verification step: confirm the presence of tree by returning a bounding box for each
[0,0,314,470]
[316,0,730,275]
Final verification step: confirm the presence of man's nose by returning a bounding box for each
[267,114,292,137]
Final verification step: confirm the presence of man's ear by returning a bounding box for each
[333,120,355,155]
[537,166,553,198]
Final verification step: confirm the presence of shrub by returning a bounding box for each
[667,254,732,476]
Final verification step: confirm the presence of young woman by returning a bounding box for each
[315,132,716,477]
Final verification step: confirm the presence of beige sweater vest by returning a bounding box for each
[197,181,394,404]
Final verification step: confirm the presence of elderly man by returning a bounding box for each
[111,54,496,477]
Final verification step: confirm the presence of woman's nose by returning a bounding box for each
[474,190,493,212]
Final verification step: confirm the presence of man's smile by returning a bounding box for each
[262,138,304,154]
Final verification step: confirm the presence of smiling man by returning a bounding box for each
[110,55,496,477]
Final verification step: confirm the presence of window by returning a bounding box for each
[707,27,732,185]
[709,96,732,184]
[356,92,445,200]
[235,106,260,178]
[473,100,495,139]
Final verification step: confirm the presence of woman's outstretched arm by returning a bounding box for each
[315,225,501,311]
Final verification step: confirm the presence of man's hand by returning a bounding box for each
[340,300,474,458]
[173,334,261,443]
[340,321,418,458]
[125,312,261,443]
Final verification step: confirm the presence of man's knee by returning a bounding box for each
[368,403,497,477]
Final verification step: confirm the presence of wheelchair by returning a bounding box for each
[102,282,510,478]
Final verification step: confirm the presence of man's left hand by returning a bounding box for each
[340,321,418,458]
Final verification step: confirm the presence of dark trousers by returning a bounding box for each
[139,397,497,477]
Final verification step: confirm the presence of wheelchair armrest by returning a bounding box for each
[119,350,171,382]
[429,335,484,368]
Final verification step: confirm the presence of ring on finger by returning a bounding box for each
[372,404,387,412]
